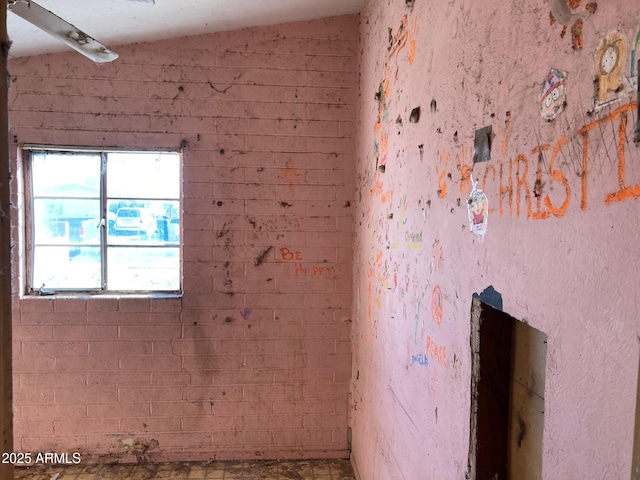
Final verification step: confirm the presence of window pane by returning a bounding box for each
[107,247,180,290]
[107,152,180,199]
[32,152,100,198]
[29,148,181,293]
[107,199,180,246]
[33,199,101,245]
[33,246,101,289]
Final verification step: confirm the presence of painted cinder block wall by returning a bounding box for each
[8,15,357,462]
[351,0,640,478]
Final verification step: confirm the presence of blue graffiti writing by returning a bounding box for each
[411,353,429,366]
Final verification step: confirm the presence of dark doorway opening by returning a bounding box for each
[632,354,640,480]
[468,298,547,480]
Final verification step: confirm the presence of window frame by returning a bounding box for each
[23,145,183,296]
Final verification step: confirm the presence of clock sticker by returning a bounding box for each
[594,30,628,109]
[600,45,618,74]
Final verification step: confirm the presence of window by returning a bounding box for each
[25,147,181,294]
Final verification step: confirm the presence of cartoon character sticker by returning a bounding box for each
[594,30,628,109]
[468,189,489,239]
[540,68,567,122]
[630,23,640,89]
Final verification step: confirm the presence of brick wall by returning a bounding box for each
[8,15,357,462]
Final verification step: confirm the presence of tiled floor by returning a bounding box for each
[14,459,356,480]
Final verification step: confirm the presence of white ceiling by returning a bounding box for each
[7,0,363,59]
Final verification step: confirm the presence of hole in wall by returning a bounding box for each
[468,297,546,480]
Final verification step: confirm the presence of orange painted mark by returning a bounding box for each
[371,176,384,197]
[437,171,448,199]
[482,164,497,214]
[560,25,568,39]
[280,247,302,261]
[571,18,583,51]
[530,145,551,220]
[605,111,640,204]
[459,163,472,194]
[550,0,595,51]
[431,286,443,325]
[388,15,419,63]
[379,130,389,166]
[293,263,337,278]
[439,99,640,219]
[388,15,410,58]
[279,158,301,191]
[575,102,638,207]
[515,154,531,218]
[606,184,640,204]
[499,160,513,217]
[426,336,447,368]
[544,134,571,217]
[408,40,416,65]
[437,150,450,198]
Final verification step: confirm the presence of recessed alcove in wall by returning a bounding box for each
[468,297,547,480]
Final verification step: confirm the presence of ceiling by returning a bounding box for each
[7,0,363,59]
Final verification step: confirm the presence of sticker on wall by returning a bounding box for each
[594,29,629,110]
[630,23,640,89]
[467,176,488,239]
[548,0,597,51]
[539,68,567,122]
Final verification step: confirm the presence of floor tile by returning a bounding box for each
[15,458,356,480]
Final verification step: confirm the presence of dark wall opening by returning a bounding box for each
[469,298,547,480]
[632,354,640,480]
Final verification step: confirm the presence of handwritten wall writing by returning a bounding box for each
[374,14,418,168]
[431,286,443,325]
[279,158,302,191]
[280,247,303,261]
[426,336,447,367]
[411,353,429,366]
[437,101,640,218]
[294,263,337,279]
[248,215,301,231]
[279,248,338,279]
[405,231,422,248]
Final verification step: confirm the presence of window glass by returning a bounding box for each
[107,152,180,199]
[107,247,180,291]
[33,246,102,290]
[28,149,181,294]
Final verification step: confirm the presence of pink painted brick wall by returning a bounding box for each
[8,15,357,462]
